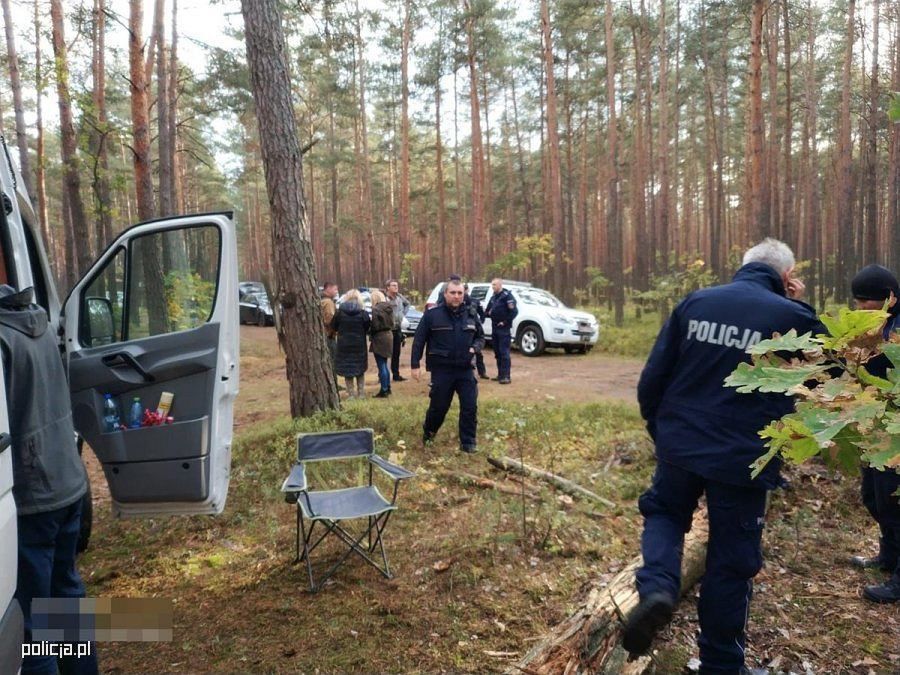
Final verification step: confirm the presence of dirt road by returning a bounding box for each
[236,325,642,427]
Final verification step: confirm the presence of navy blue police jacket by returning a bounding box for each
[637,263,826,489]
[486,288,518,328]
[862,312,900,379]
[411,302,486,371]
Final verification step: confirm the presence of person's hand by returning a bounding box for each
[786,276,806,299]
[411,368,421,382]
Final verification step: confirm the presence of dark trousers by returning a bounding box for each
[327,336,338,385]
[475,350,486,377]
[16,499,98,675]
[861,466,900,578]
[493,326,512,380]
[636,460,766,674]
[423,368,478,446]
[391,329,403,378]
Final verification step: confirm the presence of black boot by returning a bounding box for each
[622,592,675,656]
[863,577,900,603]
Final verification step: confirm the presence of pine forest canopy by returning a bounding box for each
[0,0,898,314]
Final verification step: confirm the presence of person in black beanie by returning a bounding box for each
[849,264,900,603]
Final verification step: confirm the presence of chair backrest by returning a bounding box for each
[297,428,374,462]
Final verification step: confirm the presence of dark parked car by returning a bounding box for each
[402,306,422,336]
[239,290,274,326]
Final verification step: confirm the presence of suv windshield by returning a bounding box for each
[515,288,563,308]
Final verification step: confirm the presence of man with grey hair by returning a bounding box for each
[623,238,824,673]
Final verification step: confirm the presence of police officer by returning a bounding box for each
[848,264,900,604]
[485,278,517,384]
[464,282,489,379]
[623,239,825,673]
[411,278,485,453]
[436,277,488,379]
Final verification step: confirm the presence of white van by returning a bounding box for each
[424,280,599,356]
[0,136,240,671]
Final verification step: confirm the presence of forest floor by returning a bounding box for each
[79,325,899,674]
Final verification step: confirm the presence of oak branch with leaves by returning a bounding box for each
[724,307,900,479]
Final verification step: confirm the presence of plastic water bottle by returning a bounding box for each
[129,397,143,429]
[102,394,120,432]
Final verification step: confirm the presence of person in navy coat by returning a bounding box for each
[847,264,900,604]
[623,238,826,673]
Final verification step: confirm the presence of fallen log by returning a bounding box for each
[487,456,617,510]
[444,471,542,501]
[507,510,709,674]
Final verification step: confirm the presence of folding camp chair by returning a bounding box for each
[280,428,415,592]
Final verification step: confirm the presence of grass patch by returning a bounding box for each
[83,399,654,673]
[580,303,661,359]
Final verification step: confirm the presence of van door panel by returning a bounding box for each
[64,214,238,518]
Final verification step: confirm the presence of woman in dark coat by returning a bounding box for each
[331,289,371,398]
[369,289,394,397]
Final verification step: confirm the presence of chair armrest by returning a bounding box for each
[369,454,415,481]
[281,463,307,493]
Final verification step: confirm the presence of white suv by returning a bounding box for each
[0,136,240,670]
[424,281,599,356]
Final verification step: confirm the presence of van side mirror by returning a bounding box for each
[84,296,115,346]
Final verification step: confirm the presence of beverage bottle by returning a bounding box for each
[102,394,120,432]
[129,397,143,429]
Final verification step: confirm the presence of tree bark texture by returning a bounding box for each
[747,0,766,244]
[463,0,484,275]
[241,0,340,416]
[2,0,34,197]
[154,0,175,217]
[33,0,51,257]
[49,0,92,280]
[605,0,624,326]
[508,510,709,674]
[541,0,566,298]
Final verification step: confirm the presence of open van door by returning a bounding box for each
[0,358,24,673]
[62,214,239,518]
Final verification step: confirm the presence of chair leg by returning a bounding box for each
[296,511,399,590]
[371,512,393,578]
[298,510,317,592]
[293,506,301,563]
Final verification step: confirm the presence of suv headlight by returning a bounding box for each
[548,312,574,324]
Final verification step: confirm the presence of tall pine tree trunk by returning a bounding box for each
[605,0,623,326]
[863,0,880,264]
[889,6,900,274]
[836,0,856,301]
[155,0,175,217]
[747,0,766,243]
[241,0,339,415]
[657,0,671,273]
[2,0,34,197]
[90,0,113,258]
[541,0,565,297]
[399,0,412,266]
[50,0,92,282]
[128,0,166,334]
[33,0,51,257]
[463,0,485,275]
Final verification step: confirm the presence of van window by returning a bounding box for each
[127,226,220,339]
[78,225,221,346]
[80,247,125,347]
